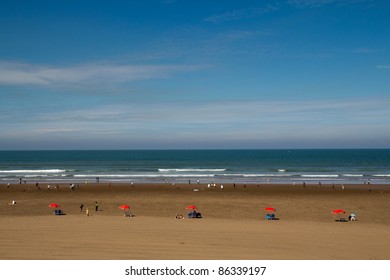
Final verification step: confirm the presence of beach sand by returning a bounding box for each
[1,182,389,260]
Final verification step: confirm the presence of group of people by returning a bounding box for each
[79,201,99,216]
[175,210,202,219]
[348,212,357,221]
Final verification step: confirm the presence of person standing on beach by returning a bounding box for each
[95,201,99,211]
[80,204,84,212]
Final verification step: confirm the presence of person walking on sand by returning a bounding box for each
[86,208,89,216]
[95,201,99,211]
[80,204,84,212]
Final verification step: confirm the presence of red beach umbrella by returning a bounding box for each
[332,209,346,222]
[186,205,197,210]
[49,203,60,208]
[119,205,130,210]
[331,209,345,214]
[265,207,276,211]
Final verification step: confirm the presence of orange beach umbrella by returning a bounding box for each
[49,203,60,208]
[331,209,345,214]
[119,205,130,210]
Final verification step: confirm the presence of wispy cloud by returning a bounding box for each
[221,30,272,42]
[377,65,390,69]
[352,47,385,54]
[1,97,389,149]
[205,5,278,24]
[0,61,205,87]
[288,0,373,8]
[6,98,389,134]
[288,0,337,7]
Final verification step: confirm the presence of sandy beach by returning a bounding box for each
[1,182,389,260]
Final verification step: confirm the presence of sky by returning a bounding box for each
[0,0,389,150]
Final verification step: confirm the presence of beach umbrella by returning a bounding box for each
[119,204,132,217]
[186,205,197,210]
[332,209,346,222]
[331,209,345,214]
[265,206,277,220]
[49,203,60,208]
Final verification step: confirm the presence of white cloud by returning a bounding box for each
[9,98,390,133]
[0,61,204,87]
[1,98,389,149]
[205,5,278,24]
[352,47,384,54]
[288,0,336,7]
[288,0,373,8]
[377,65,390,69]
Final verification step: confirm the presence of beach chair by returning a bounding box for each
[188,211,198,218]
[265,213,276,220]
[54,209,64,215]
[124,212,134,217]
[187,212,194,218]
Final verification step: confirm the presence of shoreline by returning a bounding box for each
[4,179,390,185]
[2,176,389,185]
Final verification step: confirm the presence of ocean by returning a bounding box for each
[0,149,389,184]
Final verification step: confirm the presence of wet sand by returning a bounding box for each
[1,182,389,259]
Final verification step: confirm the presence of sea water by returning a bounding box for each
[0,149,389,184]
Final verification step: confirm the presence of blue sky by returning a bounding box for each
[0,0,389,149]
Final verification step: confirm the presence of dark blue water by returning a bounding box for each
[0,149,389,184]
